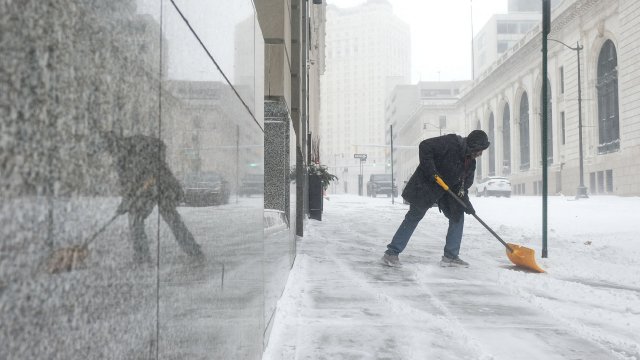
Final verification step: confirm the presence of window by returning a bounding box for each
[520,22,535,33]
[476,121,483,179]
[597,39,620,153]
[561,111,566,145]
[439,115,447,129]
[497,22,519,34]
[590,172,596,194]
[606,169,613,193]
[502,103,511,175]
[597,171,605,194]
[497,41,509,53]
[559,66,564,94]
[488,113,496,176]
[519,92,530,170]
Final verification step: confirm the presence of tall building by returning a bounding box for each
[320,0,410,194]
[473,0,560,79]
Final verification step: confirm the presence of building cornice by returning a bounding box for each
[461,0,604,102]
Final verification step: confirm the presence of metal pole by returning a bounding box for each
[547,37,588,199]
[390,125,394,204]
[359,159,363,196]
[576,41,588,199]
[541,0,550,258]
[333,154,337,194]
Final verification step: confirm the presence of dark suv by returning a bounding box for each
[366,174,398,197]
[182,171,230,206]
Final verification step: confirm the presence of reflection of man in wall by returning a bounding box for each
[101,131,204,263]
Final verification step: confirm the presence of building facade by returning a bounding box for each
[466,0,640,196]
[320,0,410,194]
[395,0,639,197]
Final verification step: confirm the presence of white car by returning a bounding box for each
[475,176,511,197]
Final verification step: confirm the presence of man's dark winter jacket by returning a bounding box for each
[401,134,476,221]
[109,134,184,215]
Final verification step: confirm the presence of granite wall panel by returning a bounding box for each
[0,0,161,358]
[262,97,297,348]
[1,0,271,359]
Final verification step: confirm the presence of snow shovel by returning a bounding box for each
[434,175,545,273]
[43,212,121,274]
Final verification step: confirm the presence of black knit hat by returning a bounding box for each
[466,130,490,151]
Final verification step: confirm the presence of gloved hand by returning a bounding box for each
[430,171,443,184]
[463,198,475,215]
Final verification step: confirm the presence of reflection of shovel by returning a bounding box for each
[44,180,157,274]
[44,212,121,274]
[435,175,545,273]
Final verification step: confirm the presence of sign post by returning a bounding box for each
[354,153,367,196]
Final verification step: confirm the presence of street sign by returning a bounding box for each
[353,153,367,161]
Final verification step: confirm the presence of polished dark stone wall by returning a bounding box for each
[263,97,297,344]
[0,0,290,359]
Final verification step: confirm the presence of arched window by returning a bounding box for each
[488,113,495,176]
[597,39,620,153]
[541,79,553,163]
[502,103,511,175]
[519,93,530,170]
[476,121,482,179]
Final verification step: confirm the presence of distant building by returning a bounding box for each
[320,0,410,194]
[473,0,560,80]
[386,81,469,189]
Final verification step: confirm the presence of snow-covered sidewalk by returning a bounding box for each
[263,194,640,360]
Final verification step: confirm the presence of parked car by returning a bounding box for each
[182,171,230,206]
[475,176,511,197]
[238,173,264,197]
[366,174,398,197]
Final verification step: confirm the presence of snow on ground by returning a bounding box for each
[263,194,640,360]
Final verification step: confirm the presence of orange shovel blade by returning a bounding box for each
[506,243,546,273]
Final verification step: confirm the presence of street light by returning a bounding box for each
[423,122,443,135]
[548,38,588,199]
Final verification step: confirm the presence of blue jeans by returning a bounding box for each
[385,203,465,259]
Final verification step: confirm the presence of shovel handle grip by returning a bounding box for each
[434,174,449,191]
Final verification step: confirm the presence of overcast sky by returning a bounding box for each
[326,0,509,83]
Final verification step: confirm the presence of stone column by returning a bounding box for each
[264,98,291,222]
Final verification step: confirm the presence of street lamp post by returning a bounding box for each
[548,38,588,199]
[423,122,443,135]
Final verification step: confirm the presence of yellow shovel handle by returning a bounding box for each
[434,174,449,191]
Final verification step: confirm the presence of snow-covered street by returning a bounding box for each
[263,194,640,360]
